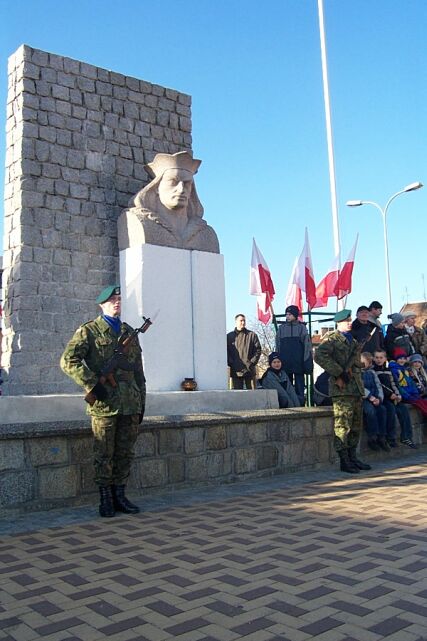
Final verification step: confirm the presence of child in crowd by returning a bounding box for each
[373,350,417,448]
[260,352,300,408]
[360,352,389,451]
[389,348,427,417]
[408,354,427,397]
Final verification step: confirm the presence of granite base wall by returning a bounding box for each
[1,407,426,515]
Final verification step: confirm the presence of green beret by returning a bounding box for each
[334,309,352,323]
[96,285,120,304]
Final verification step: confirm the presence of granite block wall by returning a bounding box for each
[1,45,192,394]
[1,407,425,515]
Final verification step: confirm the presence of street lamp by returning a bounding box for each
[346,181,423,316]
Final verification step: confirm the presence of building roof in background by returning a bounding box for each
[400,302,427,325]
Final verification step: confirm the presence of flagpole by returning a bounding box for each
[306,307,313,407]
[270,301,278,331]
[317,0,341,276]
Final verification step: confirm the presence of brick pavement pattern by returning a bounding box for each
[1,457,427,641]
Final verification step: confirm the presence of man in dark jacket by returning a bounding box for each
[368,300,383,329]
[351,305,385,354]
[227,314,261,389]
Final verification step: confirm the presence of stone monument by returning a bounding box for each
[118,151,227,391]
[1,45,275,417]
[1,45,193,395]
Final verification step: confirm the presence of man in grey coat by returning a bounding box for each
[260,352,300,408]
[276,305,313,405]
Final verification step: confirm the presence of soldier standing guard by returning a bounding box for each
[60,286,146,517]
[314,309,371,474]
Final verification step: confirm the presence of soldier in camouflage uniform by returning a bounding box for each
[61,285,146,517]
[314,309,371,474]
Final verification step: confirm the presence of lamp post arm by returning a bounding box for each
[383,188,406,220]
[358,200,384,217]
[348,184,422,318]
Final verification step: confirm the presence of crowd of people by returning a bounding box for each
[226,301,427,474]
[60,286,426,519]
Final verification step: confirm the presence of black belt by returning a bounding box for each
[115,372,134,382]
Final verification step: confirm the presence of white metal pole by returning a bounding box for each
[317,0,341,270]
[354,200,393,316]
[382,188,407,315]
[381,208,393,316]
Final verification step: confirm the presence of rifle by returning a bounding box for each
[85,316,153,406]
[335,326,377,390]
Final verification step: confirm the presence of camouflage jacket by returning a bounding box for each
[60,316,146,417]
[314,330,364,398]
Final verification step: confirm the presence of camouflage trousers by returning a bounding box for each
[332,396,363,452]
[91,414,139,487]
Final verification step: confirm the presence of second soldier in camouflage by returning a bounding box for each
[314,309,371,474]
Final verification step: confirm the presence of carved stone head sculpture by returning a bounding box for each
[117,151,219,253]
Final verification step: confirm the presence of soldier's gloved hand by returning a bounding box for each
[91,382,108,401]
[340,371,351,384]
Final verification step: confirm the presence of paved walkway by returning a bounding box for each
[1,454,427,641]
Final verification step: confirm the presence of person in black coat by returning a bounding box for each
[351,305,385,354]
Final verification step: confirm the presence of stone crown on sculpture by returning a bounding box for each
[117,151,219,253]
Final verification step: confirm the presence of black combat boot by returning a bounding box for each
[338,449,360,474]
[112,485,140,514]
[348,447,371,470]
[99,486,115,518]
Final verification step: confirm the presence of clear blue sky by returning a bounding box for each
[1,0,426,330]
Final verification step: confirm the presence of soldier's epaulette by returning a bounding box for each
[80,320,95,328]
[75,320,97,334]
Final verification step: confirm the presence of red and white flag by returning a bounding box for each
[249,238,275,324]
[285,256,303,316]
[285,228,317,311]
[313,253,340,308]
[334,235,358,300]
[256,293,272,324]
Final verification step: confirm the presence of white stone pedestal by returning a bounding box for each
[0,390,279,424]
[119,244,228,392]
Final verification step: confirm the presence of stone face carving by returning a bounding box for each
[117,151,220,253]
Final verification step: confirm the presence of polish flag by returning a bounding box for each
[285,263,303,317]
[249,238,275,323]
[334,235,358,300]
[256,293,272,324]
[285,228,317,311]
[313,253,340,308]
